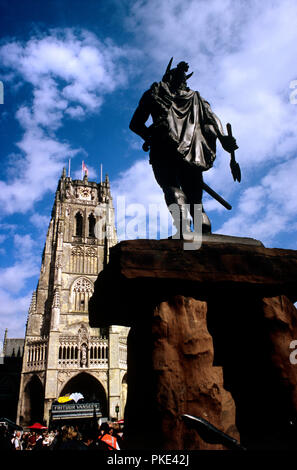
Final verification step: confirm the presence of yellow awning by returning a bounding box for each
[57,395,72,403]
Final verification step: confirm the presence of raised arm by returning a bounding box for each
[129,90,152,142]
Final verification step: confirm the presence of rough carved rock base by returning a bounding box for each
[89,238,297,450]
[124,296,238,450]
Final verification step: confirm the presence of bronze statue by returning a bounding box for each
[129,59,240,237]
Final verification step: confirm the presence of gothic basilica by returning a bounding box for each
[16,168,128,426]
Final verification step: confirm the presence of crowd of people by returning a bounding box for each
[0,421,124,451]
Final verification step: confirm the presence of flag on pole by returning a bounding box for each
[82,160,88,178]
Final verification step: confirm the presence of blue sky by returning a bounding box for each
[1,0,297,339]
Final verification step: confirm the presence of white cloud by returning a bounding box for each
[65,105,85,119]
[0,289,30,339]
[0,28,131,216]
[0,232,40,339]
[0,29,129,112]
[217,156,297,245]
[111,159,174,239]
[0,234,39,294]
[0,258,38,294]
[29,213,50,231]
[0,129,80,214]
[112,158,164,206]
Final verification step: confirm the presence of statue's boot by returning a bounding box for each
[164,187,192,240]
[189,203,211,234]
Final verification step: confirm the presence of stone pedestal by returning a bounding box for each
[124,296,238,450]
[89,237,297,450]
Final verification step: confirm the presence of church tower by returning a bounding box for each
[17,168,128,426]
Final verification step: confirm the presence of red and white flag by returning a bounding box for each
[82,160,88,177]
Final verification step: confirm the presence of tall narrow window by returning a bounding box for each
[88,213,96,237]
[70,246,84,273]
[75,212,83,236]
[72,277,94,312]
[85,247,97,274]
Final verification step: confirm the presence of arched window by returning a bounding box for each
[71,277,94,312]
[88,213,96,238]
[75,212,83,236]
[70,246,84,273]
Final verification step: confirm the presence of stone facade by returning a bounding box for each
[17,169,128,426]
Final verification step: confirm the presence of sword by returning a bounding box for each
[202,181,232,210]
[182,414,246,450]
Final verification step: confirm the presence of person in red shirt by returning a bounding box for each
[98,423,120,450]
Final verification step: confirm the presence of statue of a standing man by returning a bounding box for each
[129,59,239,237]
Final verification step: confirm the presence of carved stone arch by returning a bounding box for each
[70,277,94,312]
[57,370,108,397]
[59,371,108,416]
[85,246,96,256]
[71,245,84,256]
[57,370,77,395]
[21,374,45,426]
[22,371,45,391]
[72,277,94,293]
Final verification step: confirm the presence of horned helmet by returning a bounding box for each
[162,57,194,89]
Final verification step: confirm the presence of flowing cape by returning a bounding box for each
[150,81,224,170]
